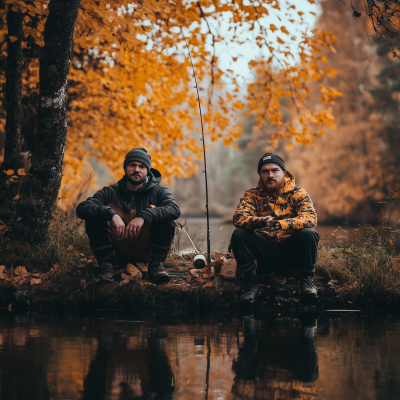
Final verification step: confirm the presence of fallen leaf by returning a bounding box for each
[52,264,60,270]
[30,278,42,285]
[136,262,148,272]
[119,279,130,286]
[121,273,130,280]
[17,169,26,175]
[203,281,213,288]
[143,282,155,286]
[13,195,20,201]
[126,264,142,278]
[190,269,201,278]
[80,253,85,256]
[67,245,73,251]
[8,304,12,311]
[295,299,300,303]
[5,169,14,176]
[348,301,353,304]
[14,266,28,276]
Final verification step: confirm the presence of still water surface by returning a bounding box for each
[1,312,400,400]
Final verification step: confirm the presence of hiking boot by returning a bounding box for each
[148,261,170,284]
[239,268,259,307]
[300,276,318,299]
[99,261,118,282]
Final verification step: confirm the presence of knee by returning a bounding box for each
[231,228,253,245]
[151,219,175,234]
[298,228,319,242]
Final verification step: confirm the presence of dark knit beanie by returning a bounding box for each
[257,152,286,173]
[123,148,151,171]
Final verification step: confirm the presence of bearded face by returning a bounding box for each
[259,163,286,195]
[124,161,148,186]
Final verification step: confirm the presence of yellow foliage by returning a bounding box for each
[0,0,340,206]
[247,30,341,148]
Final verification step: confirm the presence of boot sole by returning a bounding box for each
[300,292,318,300]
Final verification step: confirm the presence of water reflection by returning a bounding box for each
[82,330,174,400]
[0,313,400,399]
[232,316,318,399]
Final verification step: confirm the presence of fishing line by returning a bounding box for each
[180,30,211,274]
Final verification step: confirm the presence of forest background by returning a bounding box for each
[0,0,398,232]
[172,0,400,224]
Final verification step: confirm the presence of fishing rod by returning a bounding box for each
[181,31,211,275]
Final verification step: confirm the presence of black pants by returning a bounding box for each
[86,219,175,265]
[230,228,319,277]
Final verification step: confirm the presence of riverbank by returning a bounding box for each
[1,227,400,313]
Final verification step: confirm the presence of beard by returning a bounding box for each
[126,173,146,186]
[261,178,284,195]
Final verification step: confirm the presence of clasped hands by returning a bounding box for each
[263,215,281,229]
[112,214,144,240]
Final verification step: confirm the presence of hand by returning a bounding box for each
[263,216,280,229]
[112,214,125,240]
[124,217,145,239]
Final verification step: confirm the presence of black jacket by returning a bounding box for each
[76,169,180,224]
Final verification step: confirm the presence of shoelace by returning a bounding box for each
[304,276,314,288]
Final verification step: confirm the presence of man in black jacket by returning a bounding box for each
[76,148,181,283]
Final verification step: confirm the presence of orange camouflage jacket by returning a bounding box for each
[233,171,317,242]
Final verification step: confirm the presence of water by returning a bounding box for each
[1,312,400,400]
[178,218,340,252]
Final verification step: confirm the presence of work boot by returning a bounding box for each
[300,276,318,299]
[239,268,259,306]
[148,260,170,284]
[99,261,118,282]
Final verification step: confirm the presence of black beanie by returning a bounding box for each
[257,152,286,173]
[123,148,151,171]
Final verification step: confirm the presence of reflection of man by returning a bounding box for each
[232,315,319,398]
[230,153,319,305]
[77,148,181,283]
[83,329,175,400]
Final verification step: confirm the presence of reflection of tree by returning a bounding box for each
[0,320,50,400]
[231,316,319,400]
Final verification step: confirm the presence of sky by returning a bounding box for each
[202,0,320,82]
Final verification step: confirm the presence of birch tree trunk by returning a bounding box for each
[2,7,23,171]
[11,0,81,245]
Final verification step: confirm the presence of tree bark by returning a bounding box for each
[2,6,24,171]
[11,0,81,245]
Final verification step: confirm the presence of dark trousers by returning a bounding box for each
[86,219,175,265]
[230,228,319,277]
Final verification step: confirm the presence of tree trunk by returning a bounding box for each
[2,7,24,171]
[11,0,81,245]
